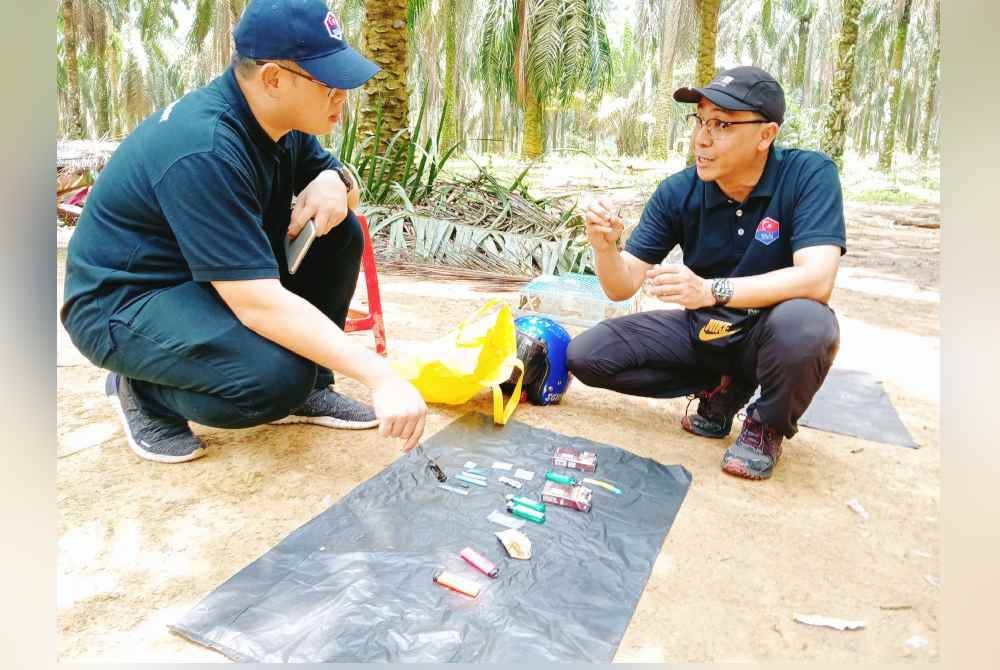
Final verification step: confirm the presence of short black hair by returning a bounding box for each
[232,52,259,78]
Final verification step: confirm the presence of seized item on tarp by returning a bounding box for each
[492,461,513,470]
[495,528,532,560]
[793,613,866,631]
[437,483,470,495]
[514,468,534,480]
[434,569,481,597]
[542,481,593,512]
[505,494,545,513]
[416,444,447,482]
[487,509,526,529]
[460,547,499,578]
[456,473,487,487]
[516,272,641,328]
[464,461,477,469]
[460,470,488,482]
[545,470,577,485]
[552,446,597,473]
[394,299,523,425]
[498,476,522,489]
[583,478,622,495]
[506,501,546,524]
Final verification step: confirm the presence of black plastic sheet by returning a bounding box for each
[799,368,918,448]
[171,413,692,662]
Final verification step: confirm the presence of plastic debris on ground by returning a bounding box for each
[792,613,867,631]
[846,498,870,520]
[170,413,691,662]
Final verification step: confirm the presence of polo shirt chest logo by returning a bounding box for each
[755,217,780,246]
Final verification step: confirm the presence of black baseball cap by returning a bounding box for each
[233,0,380,90]
[673,66,785,125]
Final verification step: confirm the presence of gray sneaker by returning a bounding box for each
[271,386,379,429]
[105,372,207,463]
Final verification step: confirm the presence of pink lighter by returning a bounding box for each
[460,547,499,578]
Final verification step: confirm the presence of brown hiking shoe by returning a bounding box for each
[720,414,784,480]
[681,375,755,439]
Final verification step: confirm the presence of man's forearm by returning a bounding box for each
[719,265,835,308]
[233,282,395,389]
[594,248,641,301]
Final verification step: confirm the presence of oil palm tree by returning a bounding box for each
[918,0,938,162]
[877,0,913,170]
[478,0,613,159]
[359,0,412,154]
[820,0,865,167]
[60,0,86,139]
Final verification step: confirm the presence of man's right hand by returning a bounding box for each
[371,377,427,452]
[583,195,625,253]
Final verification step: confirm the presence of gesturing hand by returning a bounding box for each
[645,264,715,309]
[581,195,625,253]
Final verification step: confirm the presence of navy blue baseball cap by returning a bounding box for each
[673,66,785,125]
[233,0,380,90]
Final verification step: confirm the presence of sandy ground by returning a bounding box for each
[55,206,940,663]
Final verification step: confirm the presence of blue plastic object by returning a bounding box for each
[512,315,573,405]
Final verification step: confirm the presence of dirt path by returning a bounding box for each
[56,204,940,662]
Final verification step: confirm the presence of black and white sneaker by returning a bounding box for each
[105,372,208,463]
[271,386,379,429]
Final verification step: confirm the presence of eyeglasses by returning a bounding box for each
[686,113,769,141]
[255,60,342,99]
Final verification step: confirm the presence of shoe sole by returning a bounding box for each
[270,415,379,430]
[107,392,207,464]
[720,456,772,480]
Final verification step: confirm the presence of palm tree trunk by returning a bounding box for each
[360,0,411,155]
[649,1,682,160]
[793,10,814,91]
[687,0,721,165]
[819,0,863,168]
[920,0,940,162]
[521,87,544,159]
[440,0,460,150]
[877,0,913,171]
[695,0,721,86]
[61,0,86,139]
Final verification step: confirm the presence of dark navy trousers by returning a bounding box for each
[101,212,364,428]
[566,299,840,438]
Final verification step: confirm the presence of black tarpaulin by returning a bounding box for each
[171,413,691,662]
[799,368,918,448]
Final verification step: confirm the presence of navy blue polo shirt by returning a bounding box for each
[625,145,846,280]
[61,66,342,365]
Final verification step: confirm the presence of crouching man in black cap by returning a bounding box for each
[569,66,844,480]
[61,0,427,463]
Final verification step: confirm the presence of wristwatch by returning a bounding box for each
[332,165,354,193]
[711,277,734,305]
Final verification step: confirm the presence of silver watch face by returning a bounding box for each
[713,278,733,303]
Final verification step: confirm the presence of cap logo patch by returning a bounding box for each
[324,12,342,39]
[714,75,735,87]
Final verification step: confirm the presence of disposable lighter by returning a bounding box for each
[433,569,481,597]
[460,547,499,578]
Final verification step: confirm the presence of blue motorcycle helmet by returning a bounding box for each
[501,315,573,405]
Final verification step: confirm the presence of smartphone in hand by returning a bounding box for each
[284,220,316,275]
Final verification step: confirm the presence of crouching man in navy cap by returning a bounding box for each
[569,66,844,481]
[61,0,427,463]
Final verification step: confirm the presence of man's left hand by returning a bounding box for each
[289,170,352,239]
[645,264,715,309]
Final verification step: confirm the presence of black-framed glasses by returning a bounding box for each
[255,60,341,99]
[686,113,768,140]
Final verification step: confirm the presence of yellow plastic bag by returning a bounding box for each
[394,299,523,424]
